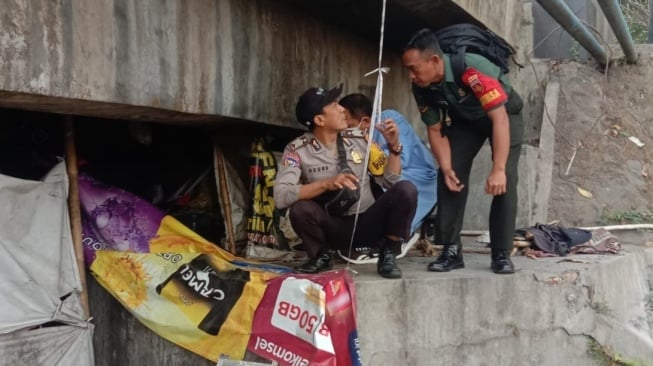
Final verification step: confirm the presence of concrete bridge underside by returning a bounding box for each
[0,0,526,128]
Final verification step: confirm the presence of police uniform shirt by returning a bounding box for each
[412,53,522,127]
[274,128,400,216]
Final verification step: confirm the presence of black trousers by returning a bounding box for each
[437,112,524,251]
[289,181,417,257]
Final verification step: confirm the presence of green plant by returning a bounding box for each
[591,301,612,315]
[569,40,580,61]
[505,322,520,336]
[620,0,650,44]
[600,210,653,225]
[587,339,650,366]
[588,339,612,366]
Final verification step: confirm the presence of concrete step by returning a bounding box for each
[347,244,653,365]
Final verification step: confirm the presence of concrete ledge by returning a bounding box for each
[351,244,653,365]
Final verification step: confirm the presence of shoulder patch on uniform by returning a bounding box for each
[310,138,322,151]
[282,151,301,168]
[342,128,366,139]
[287,136,310,152]
[462,67,508,111]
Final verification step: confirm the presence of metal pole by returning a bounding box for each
[596,0,638,63]
[534,0,608,65]
[646,0,653,43]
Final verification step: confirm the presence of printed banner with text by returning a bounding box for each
[248,271,362,366]
[78,174,361,365]
[79,173,285,361]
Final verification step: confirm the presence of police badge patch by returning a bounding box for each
[282,151,301,168]
[351,150,362,164]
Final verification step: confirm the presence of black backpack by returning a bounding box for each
[434,23,522,88]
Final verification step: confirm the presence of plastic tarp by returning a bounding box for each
[0,162,94,365]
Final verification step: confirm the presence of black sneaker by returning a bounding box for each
[294,252,333,274]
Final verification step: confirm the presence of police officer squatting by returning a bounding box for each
[402,28,524,275]
[273,84,418,279]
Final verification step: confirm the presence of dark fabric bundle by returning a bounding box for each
[516,224,592,256]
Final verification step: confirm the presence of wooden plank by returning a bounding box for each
[64,115,90,318]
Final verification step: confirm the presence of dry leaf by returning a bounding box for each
[642,166,649,178]
[546,276,561,285]
[577,186,593,198]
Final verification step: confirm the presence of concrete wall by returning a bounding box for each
[88,274,215,366]
[0,0,538,129]
[454,0,524,50]
[0,0,417,128]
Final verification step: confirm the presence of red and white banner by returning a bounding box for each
[248,270,362,366]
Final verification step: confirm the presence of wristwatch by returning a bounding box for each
[388,143,403,155]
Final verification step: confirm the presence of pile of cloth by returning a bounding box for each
[514,223,622,258]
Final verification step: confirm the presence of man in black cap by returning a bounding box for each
[273,84,417,279]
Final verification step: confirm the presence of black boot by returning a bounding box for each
[427,243,464,272]
[491,249,515,274]
[295,250,333,274]
[377,239,402,279]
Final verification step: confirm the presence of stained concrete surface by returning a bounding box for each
[0,0,417,128]
[348,234,653,365]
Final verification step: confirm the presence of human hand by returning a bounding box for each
[376,118,400,147]
[443,169,464,192]
[485,168,506,195]
[327,173,359,191]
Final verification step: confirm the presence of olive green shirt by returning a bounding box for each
[412,53,522,126]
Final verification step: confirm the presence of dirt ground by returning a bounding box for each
[547,44,653,226]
